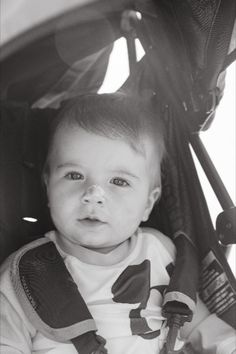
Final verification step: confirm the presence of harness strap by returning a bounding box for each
[10,237,107,353]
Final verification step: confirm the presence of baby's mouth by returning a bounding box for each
[78,217,106,227]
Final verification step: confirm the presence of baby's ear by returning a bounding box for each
[142,186,161,222]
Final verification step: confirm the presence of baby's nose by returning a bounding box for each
[82,185,105,205]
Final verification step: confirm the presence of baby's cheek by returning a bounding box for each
[115,207,143,232]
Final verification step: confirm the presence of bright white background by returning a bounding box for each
[100,38,236,274]
[199,63,235,274]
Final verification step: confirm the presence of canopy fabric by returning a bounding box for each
[0,0,121,104]
[0,0,94,45]
[1,0,235,121]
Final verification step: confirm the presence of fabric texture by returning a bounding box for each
[10,237,97,341]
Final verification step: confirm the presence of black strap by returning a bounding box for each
[11,238,107,353]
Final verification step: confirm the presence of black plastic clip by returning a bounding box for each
[161,301,193,353]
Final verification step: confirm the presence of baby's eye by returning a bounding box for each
[65,172,84,180]
[110,177,129,187]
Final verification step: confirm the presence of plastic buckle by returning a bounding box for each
[162,302,193,353]
[165,314,189,353]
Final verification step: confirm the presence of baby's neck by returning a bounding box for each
[56,236,133,266]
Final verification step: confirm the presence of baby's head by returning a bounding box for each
[45,92,165,188]
[44,93,165,255]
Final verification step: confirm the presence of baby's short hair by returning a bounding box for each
[46,92,165,186]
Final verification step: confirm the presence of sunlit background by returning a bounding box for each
[100,38,235,274]
[199,63,235,273]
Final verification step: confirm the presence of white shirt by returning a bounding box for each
[0,227,235,353]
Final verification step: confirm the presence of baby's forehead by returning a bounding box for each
[53,123,156,155]
[47,123,161,183]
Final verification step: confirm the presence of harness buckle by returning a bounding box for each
[161,301,193,353]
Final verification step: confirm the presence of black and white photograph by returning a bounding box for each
[0,1,235,353]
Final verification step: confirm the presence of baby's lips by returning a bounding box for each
[77,217,107,228]
[78,215,107,223]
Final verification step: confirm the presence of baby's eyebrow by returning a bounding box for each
[56,162,81,170]
[110,169,140,180]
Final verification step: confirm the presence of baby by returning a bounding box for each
[0,93,235,353]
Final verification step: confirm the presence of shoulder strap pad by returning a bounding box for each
[10,237,107,353]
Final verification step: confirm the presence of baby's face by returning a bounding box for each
[45,125,160,254]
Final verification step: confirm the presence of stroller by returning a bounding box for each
[0,1,235,353]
